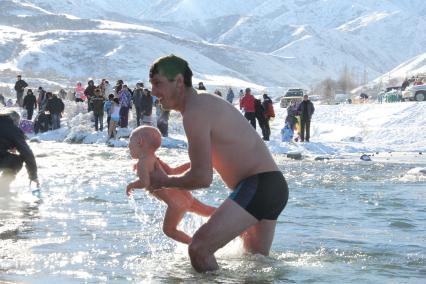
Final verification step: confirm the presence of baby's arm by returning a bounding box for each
[126,159,151,196]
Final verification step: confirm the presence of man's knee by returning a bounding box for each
[188,228,213,259]
[0,154,23,174]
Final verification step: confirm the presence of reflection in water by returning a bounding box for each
[0,141,425,283]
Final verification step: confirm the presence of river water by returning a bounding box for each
[1,141,425,283]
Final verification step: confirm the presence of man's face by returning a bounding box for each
[150,73,178,110]
[303,95,308,101]
[17,76,21,81]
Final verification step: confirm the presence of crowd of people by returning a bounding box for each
[3,75,172,140]
[2,73,318,146]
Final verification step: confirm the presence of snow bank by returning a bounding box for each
[2,99,425,157]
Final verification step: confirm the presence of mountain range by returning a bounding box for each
[1,0,425,93]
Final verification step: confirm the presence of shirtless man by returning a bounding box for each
[148,55,289,272]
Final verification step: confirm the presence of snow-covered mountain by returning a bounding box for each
[1,0,425,92]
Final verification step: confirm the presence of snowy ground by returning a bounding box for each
[3,99,425,162]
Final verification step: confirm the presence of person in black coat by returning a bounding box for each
[297,95,315,142]
[23,89,37,120]
[84,80,96,112]
[45,93,65,130]
[14,75,28,107]
[0,110,38,189]
[254,98,268,141]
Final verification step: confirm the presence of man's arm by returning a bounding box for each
[157,158,190,175]
[12,127,37,181]
[151,111,213,190]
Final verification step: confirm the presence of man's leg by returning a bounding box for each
[300,119,306,142]
[0,154,23,189]
[305,120,311,142]
[188,199,259,272]
[27,108,33,120]
[94,114,99,131]
[241,219,276,255]
[136,107,141,126]
[99,115,103,131]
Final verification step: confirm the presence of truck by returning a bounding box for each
[402,84,426,101]
[280,88,305,108]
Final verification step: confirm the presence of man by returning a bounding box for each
[23,89,37,120]
[297,94,315,142]
[226,87,235,104]
[155,98,170,137]
[261,93,274,141]
[118,85,132,128]
[239,88,256,128]
[0,110,39,189]
[141,88,154,125]
[133,83,145,126]
[37,86,47,111]
[14,75,28,107]
[45,92,65,130]
[148,55,288,272]
[91,89,105,131]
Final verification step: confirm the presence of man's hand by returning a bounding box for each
[149,161,168,191]
[126,184,134,197]
[30,179,39,188]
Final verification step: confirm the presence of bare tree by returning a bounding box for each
[314,78,336,105]
[337,65,356,94]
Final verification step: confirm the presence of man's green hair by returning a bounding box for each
[149,54,193,87]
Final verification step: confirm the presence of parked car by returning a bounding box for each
[280,88,305,108]
[402,84,426,101]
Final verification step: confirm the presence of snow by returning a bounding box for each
[1,0,425,89]
[3,99,424,161]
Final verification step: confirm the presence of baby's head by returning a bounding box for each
[129,126,162,158]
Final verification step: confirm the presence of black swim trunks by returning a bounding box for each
[229,171,288,220]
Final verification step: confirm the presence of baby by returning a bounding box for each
[126,126,215,244]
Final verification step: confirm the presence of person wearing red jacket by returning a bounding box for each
[239,88,256,128]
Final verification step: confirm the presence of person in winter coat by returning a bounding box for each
[84,80,96,112]
[239,88,256,128]
[23,89,37,120]
[296,95,315,142]
[91,88,105,131]
[254,99,268,140]
[75,82,86,102]
[133,83,145,126]
[0,110,38,190]
[118,85,132,128]
[261,93,274,141]
[37,87,48,112]
[14,75,28,107]
[114,80,124,96]
[45,93,65,130]
[155,99,170,137]
[0,94,5,106]
[141,89,154,125]
[226,88,234,104]
[197,82,206,91]
[285,101,298,131]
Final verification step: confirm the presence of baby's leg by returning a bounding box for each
[163,206,192,244]
[189,198,216,217]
